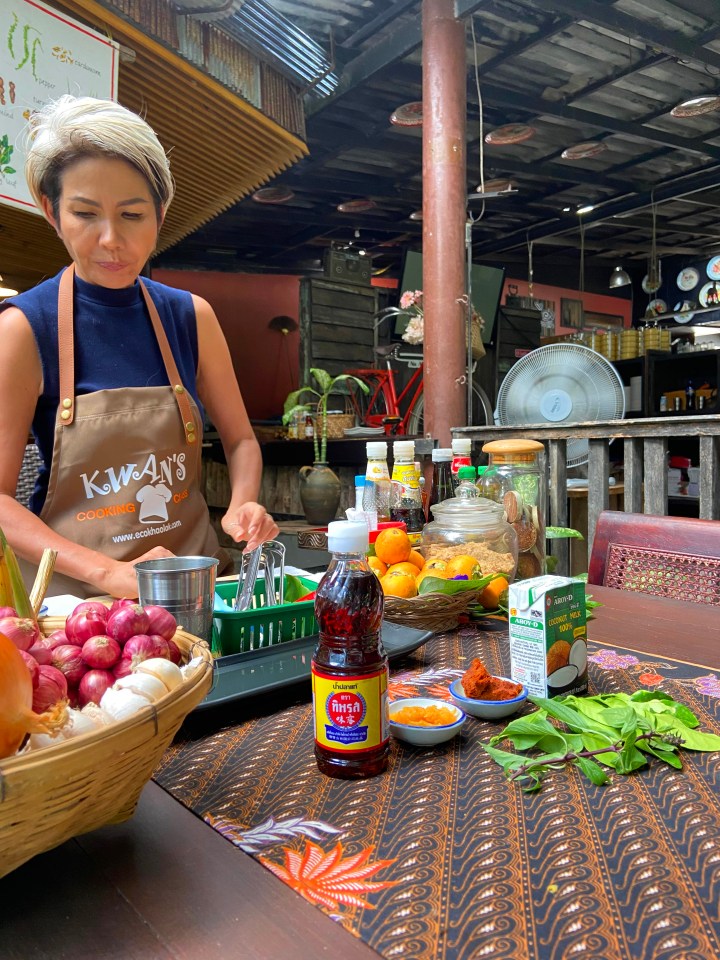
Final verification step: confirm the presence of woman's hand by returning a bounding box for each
[222,502,279,552]
[102,546,176,599]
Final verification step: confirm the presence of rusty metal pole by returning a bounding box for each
[422,0,467,445]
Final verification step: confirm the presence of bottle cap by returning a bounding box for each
[451,438,471,455]
[477,466,488,476]
[393,440,415,459]
[327,520,369,554]
[432,447,453,462]
[354,475,366,487]
[366,441,388,458]
[457,466,476,480]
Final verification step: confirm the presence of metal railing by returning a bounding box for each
[453,415,720,576]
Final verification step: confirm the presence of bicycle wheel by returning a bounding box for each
[406,381,493,435]
[345,374,394,429]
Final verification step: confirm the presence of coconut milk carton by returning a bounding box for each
[508,575,587,698]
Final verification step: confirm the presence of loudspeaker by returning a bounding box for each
[323,246,371,285]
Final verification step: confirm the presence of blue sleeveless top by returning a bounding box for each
[2,269,200,514]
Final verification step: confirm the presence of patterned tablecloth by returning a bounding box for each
[155,626,720,960]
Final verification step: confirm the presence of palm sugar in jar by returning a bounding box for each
[481,439,546,580]
[421,496,518,580]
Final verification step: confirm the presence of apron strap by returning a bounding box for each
[57,265,197,445]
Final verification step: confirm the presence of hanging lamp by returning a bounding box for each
[609,266,631,288]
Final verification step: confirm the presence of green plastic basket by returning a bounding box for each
[213,575,318,657]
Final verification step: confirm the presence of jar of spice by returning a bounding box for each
[421,496,518,580]
[481,439,546,580]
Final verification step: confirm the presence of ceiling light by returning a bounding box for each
[609,265,631,289]
[562,206,572,212]
[577,204,595,215]
[670,95,720,118]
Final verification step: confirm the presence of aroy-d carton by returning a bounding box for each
[508,575,587,697]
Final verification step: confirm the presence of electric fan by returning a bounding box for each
[494,343,625,467]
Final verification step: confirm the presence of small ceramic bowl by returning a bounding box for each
[448,678,528,720]
[388,697,466,746]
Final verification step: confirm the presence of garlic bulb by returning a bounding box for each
[114,672,167,703]
[180,656,205,681]
[134,657,183,691]
[101,687,152,722]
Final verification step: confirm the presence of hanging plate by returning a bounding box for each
[677,266,700,291]
[390,102,423,127]
[673,303,695,324]
[706,255,720,279]
[671,96,720,118]
[485,124,536,146]
[561,141,606,160]
[336,199,376,213]
[647,298,667,317]
[698,282,720,307]
[642,273,661,294]
[251,186,294,204]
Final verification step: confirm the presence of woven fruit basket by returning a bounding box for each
[0,618,213,880]
[383,589,482,633]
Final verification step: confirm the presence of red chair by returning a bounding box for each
[588,511,720,606]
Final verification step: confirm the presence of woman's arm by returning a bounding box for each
[193,295,278,551]
[0,306,172,598]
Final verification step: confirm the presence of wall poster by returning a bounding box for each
[0,0,118,213]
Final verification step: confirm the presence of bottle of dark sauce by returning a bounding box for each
[312,520,389,779]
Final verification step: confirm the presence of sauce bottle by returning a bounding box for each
[312,520,389,779]
[450,438,472,487]
[389,440,425,544]
[363,441,391,522]
[428,447,454,516]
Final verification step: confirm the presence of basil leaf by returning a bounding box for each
[418,574,495,597]
[630,690,674,704]
[531,696,617,736]
[580,731,621,768]
[546,526,584,540]
[637,741,683,768]
[482,744,524,772]
[576,756,610,785]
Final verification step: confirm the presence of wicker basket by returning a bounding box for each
[320,412,356,439]
[383,589,482,633]
[0,619,213,880]
[471,314,486,360]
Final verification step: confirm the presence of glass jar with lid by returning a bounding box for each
[481,439,546,580]
[421,496,518,581]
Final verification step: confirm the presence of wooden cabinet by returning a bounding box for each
[613,350,719,418]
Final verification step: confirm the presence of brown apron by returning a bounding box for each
[24,265,227,599]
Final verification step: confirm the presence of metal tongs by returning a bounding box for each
[232,539,286,611]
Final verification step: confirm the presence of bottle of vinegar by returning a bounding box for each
[312,521,389,779]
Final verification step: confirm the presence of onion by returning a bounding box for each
[0,635,67,758]
[123,633,169,666]
[46,629,75,650]
[66,608,108,645]
[78,669,115,708]
[0,616,41,652]
[51,644,88,687]
[0,605,17,618]
[135,657,183,691]
[113,656,134,679]
[100,686,151,722]
[19,650,40,688]
[143,605,177,642]
[106,604,149,643]
[114,672,167,703]
[28,637,54,664]
[109,597,136,615]
[81,634,121,670]
[165,637,182,665]
[33,665,68,712]
[70,600,109,622]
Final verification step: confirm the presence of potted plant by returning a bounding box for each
[283,368,369,525]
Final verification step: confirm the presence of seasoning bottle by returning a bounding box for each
[363,441,390,522]
[450,438,472,486]
[686,380,695,411]
[312,520,388,780]
[389,440,425,544]
[456,466,480,498]
[304,414,314,440]
[428,447,454,514]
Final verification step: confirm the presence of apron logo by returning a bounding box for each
[80,453,187,499]
[136,483,172,523]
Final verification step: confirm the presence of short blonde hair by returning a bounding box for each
[25,95,174,219]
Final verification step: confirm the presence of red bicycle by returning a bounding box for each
[345,343,493,435]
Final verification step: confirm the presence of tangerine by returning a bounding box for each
[424,557,448,575]
[416,568,447,589]
[375,527,412,566]
[368,556,388,578]
[408,549,425,571]
[477,575,509,610]
[445,555,482,579]
[388,561,421,577]
[380,570,418,598]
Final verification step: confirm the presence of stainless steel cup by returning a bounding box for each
[135,556,219,644]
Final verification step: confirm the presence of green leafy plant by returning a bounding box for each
[484,690,720,793]
[283,368,369,464]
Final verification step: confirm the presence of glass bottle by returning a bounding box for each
[312,521,389,780]
[428,447,454,514]
[304,414,314,440]
[450,438,472,487]
[481,439,546,581]
[389,440,425,544]
[456,465,480,498]
[686,380,695,411]
[422,496,518,581]
[363,441,390,522]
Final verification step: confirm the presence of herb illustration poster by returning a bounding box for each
[0,0,118,212]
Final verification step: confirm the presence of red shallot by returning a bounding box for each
[19,649,40,688]
[123,633,169,666]
[50,644,88,687]
[32,665,68,713]
[70,600,109,622]
[0,634,66,759]
[0,605,17,618]
[81,634,121,670]
[106,604,150,643]
[143,605,177,642]
[28,637,54,665]
[78,669,115,708]
[46,629,74,649]
[0,615,40,652]
[66,608,108,645]
[165,637,182,665]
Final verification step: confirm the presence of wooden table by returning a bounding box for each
[1,586,717,960]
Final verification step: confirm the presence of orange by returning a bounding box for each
[368,556,387,578]
[374,527,412,566]
[380,570,418,599]
[424,557,448,575]
[445,554,482,579]
[408,549,425,571]
[388,561,421,577]
[416,568,447,589]
[477,576,509,610]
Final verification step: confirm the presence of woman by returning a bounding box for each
[0,95,278,598]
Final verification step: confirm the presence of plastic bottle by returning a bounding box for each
[428,447,454,514]
[389,440,425,544]
[354,475,365,512]
[686,380,695,411]
[456,465,480,498]
[312,520,389,779]
[363,441,390,522]
[450,438,472,487]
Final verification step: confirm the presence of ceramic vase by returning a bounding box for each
[298,462,341,526]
